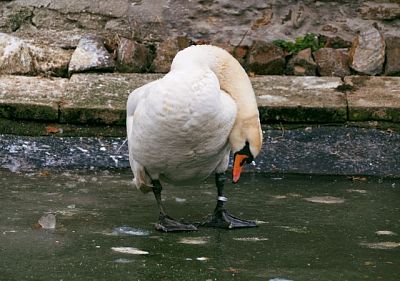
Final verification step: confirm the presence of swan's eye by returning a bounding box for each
[245,155,254,164]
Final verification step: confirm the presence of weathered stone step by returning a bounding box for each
[253,76,346,123]
[0,74,399,126]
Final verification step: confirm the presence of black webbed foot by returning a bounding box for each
[155,214,198,232]
[201,208,257,229]
[201,173,257,229]
[152,180,198,232]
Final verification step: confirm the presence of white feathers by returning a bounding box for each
[126,45,262,188]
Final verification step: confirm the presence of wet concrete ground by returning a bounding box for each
[0,169,399,281]
[1,126,400,176]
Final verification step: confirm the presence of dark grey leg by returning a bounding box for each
[201,173,257,229]
[152,180,197,232]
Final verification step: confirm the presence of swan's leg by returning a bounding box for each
[202,173,257,229]
[152,180,197,232]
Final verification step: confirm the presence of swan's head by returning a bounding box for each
[230,117,263,184]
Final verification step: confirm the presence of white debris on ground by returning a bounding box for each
[111,247,149,255]
[254,220,268,225]
[346,189,367,194]
[233,237,269,242]
[271,195,287,199]
[179,237,209,245]
[360,242,400,250]
[113,258,134,263]
[304,196,345,204]
[375,230,397,236]
[109,155,124,167]
[276,225,309,234]
[76,147,89,153]
[38,213,56,229]
[4,158,21,172]
[110,226,150,236]
[175,197,187,203]
[2,230,17,235]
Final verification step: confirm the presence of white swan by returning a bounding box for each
[127,45,262,232]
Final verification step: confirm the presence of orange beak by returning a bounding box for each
[232,154,248,184]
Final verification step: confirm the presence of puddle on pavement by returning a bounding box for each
[0,169,399,281]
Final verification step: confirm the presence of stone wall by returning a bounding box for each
[0,0,400,77]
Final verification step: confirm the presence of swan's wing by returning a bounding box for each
[126,80,160,192]
[126,80,158,139]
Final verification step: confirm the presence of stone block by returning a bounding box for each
[116,37,151,73]
[152,37,191,73]
[313,48,350,77]
[359,2,400,20]
[287,48,317,76]
[349,26,385,76]
[60,73,162,125]
[346,76,400,122]
[68,35,115,75]
[0,5,33,32]
[0,75,66,121]
[252,76,346,123]
[13,0,131,18]
[319,35,352,49]
[247,40,286,75]
[384,36,400,76]
[0,32,72,76]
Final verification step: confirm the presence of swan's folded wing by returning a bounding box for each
[126,81,160,191]
[126,80,158,139]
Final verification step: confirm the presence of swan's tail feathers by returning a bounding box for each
[129,159,153,193]
[133,179,153,193]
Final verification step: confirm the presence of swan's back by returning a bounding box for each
[127,62,237,185]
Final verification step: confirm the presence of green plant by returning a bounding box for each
[273,33,323,54]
